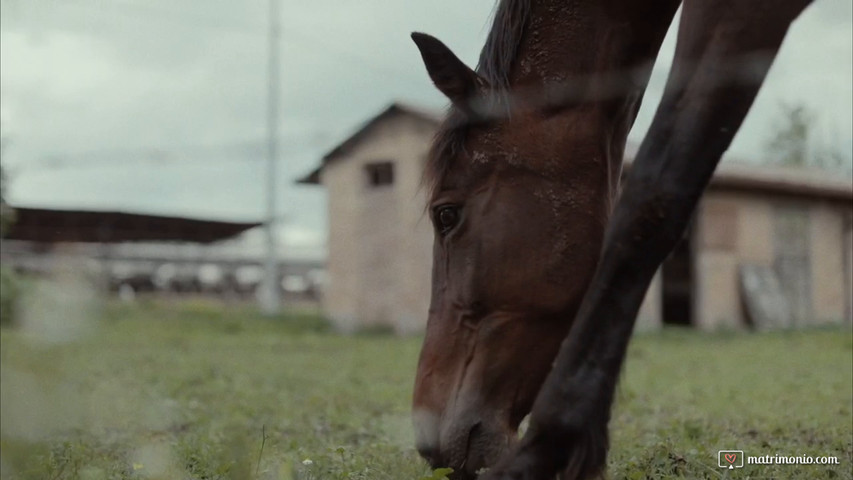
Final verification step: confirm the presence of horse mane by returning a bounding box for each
[477,0,532,88]
[424,0,531,196]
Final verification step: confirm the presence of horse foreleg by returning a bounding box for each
[480,1,813,479]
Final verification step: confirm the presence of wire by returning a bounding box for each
[12,134,333,171]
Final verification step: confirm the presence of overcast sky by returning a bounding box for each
[1,0,851,259]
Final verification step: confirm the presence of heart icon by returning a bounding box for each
[725,453,737,464]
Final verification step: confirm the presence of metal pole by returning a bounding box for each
[261,0,281,315]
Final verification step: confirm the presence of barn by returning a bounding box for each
[299,102,853,334]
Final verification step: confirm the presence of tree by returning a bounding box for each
[766,102,851,173]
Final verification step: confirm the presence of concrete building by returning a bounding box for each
[300,102,853,333]
[299,103,436,333]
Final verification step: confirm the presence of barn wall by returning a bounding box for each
[323,150,361,332]
[694,190,852,330]
[735,195,775,266]
[810,202,848,324]
[321,115,434,333]
[695,195,744,330]
[696,249,740,330]
[635,270,662,330]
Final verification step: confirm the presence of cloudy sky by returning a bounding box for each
[1,0,851,259]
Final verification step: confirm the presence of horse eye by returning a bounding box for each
[434,205,460,234]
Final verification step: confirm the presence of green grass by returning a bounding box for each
[1,300,851,479]
[611,328,852,479]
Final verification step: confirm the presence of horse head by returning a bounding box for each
[409,31,612,478]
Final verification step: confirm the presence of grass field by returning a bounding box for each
[0,299,850,479]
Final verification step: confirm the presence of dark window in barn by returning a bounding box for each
[364,161,394,188]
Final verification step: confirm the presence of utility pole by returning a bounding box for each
[261,0,281,315]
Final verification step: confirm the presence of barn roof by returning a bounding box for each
[708,162,852,202]
[623,155,852,203]
[297,101,441,184]
[301,101,852,202]
[2,206,263,244]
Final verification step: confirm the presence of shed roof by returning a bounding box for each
[297,102,441,184]
[708,162,852,202]
[3,206,263,244]
[621,158,853,203]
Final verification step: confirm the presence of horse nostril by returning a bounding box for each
[416,443,442,468]
[466,421,482,454]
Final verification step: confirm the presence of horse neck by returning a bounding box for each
[509,0,676,101]
[506,0,678,197]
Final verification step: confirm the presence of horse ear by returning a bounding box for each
[411,32,487,112]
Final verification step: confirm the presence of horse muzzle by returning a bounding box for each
[414,407,514,478]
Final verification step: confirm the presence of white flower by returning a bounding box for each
[302,459,314,466]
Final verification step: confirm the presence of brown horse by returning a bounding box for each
[410,0,813,479]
